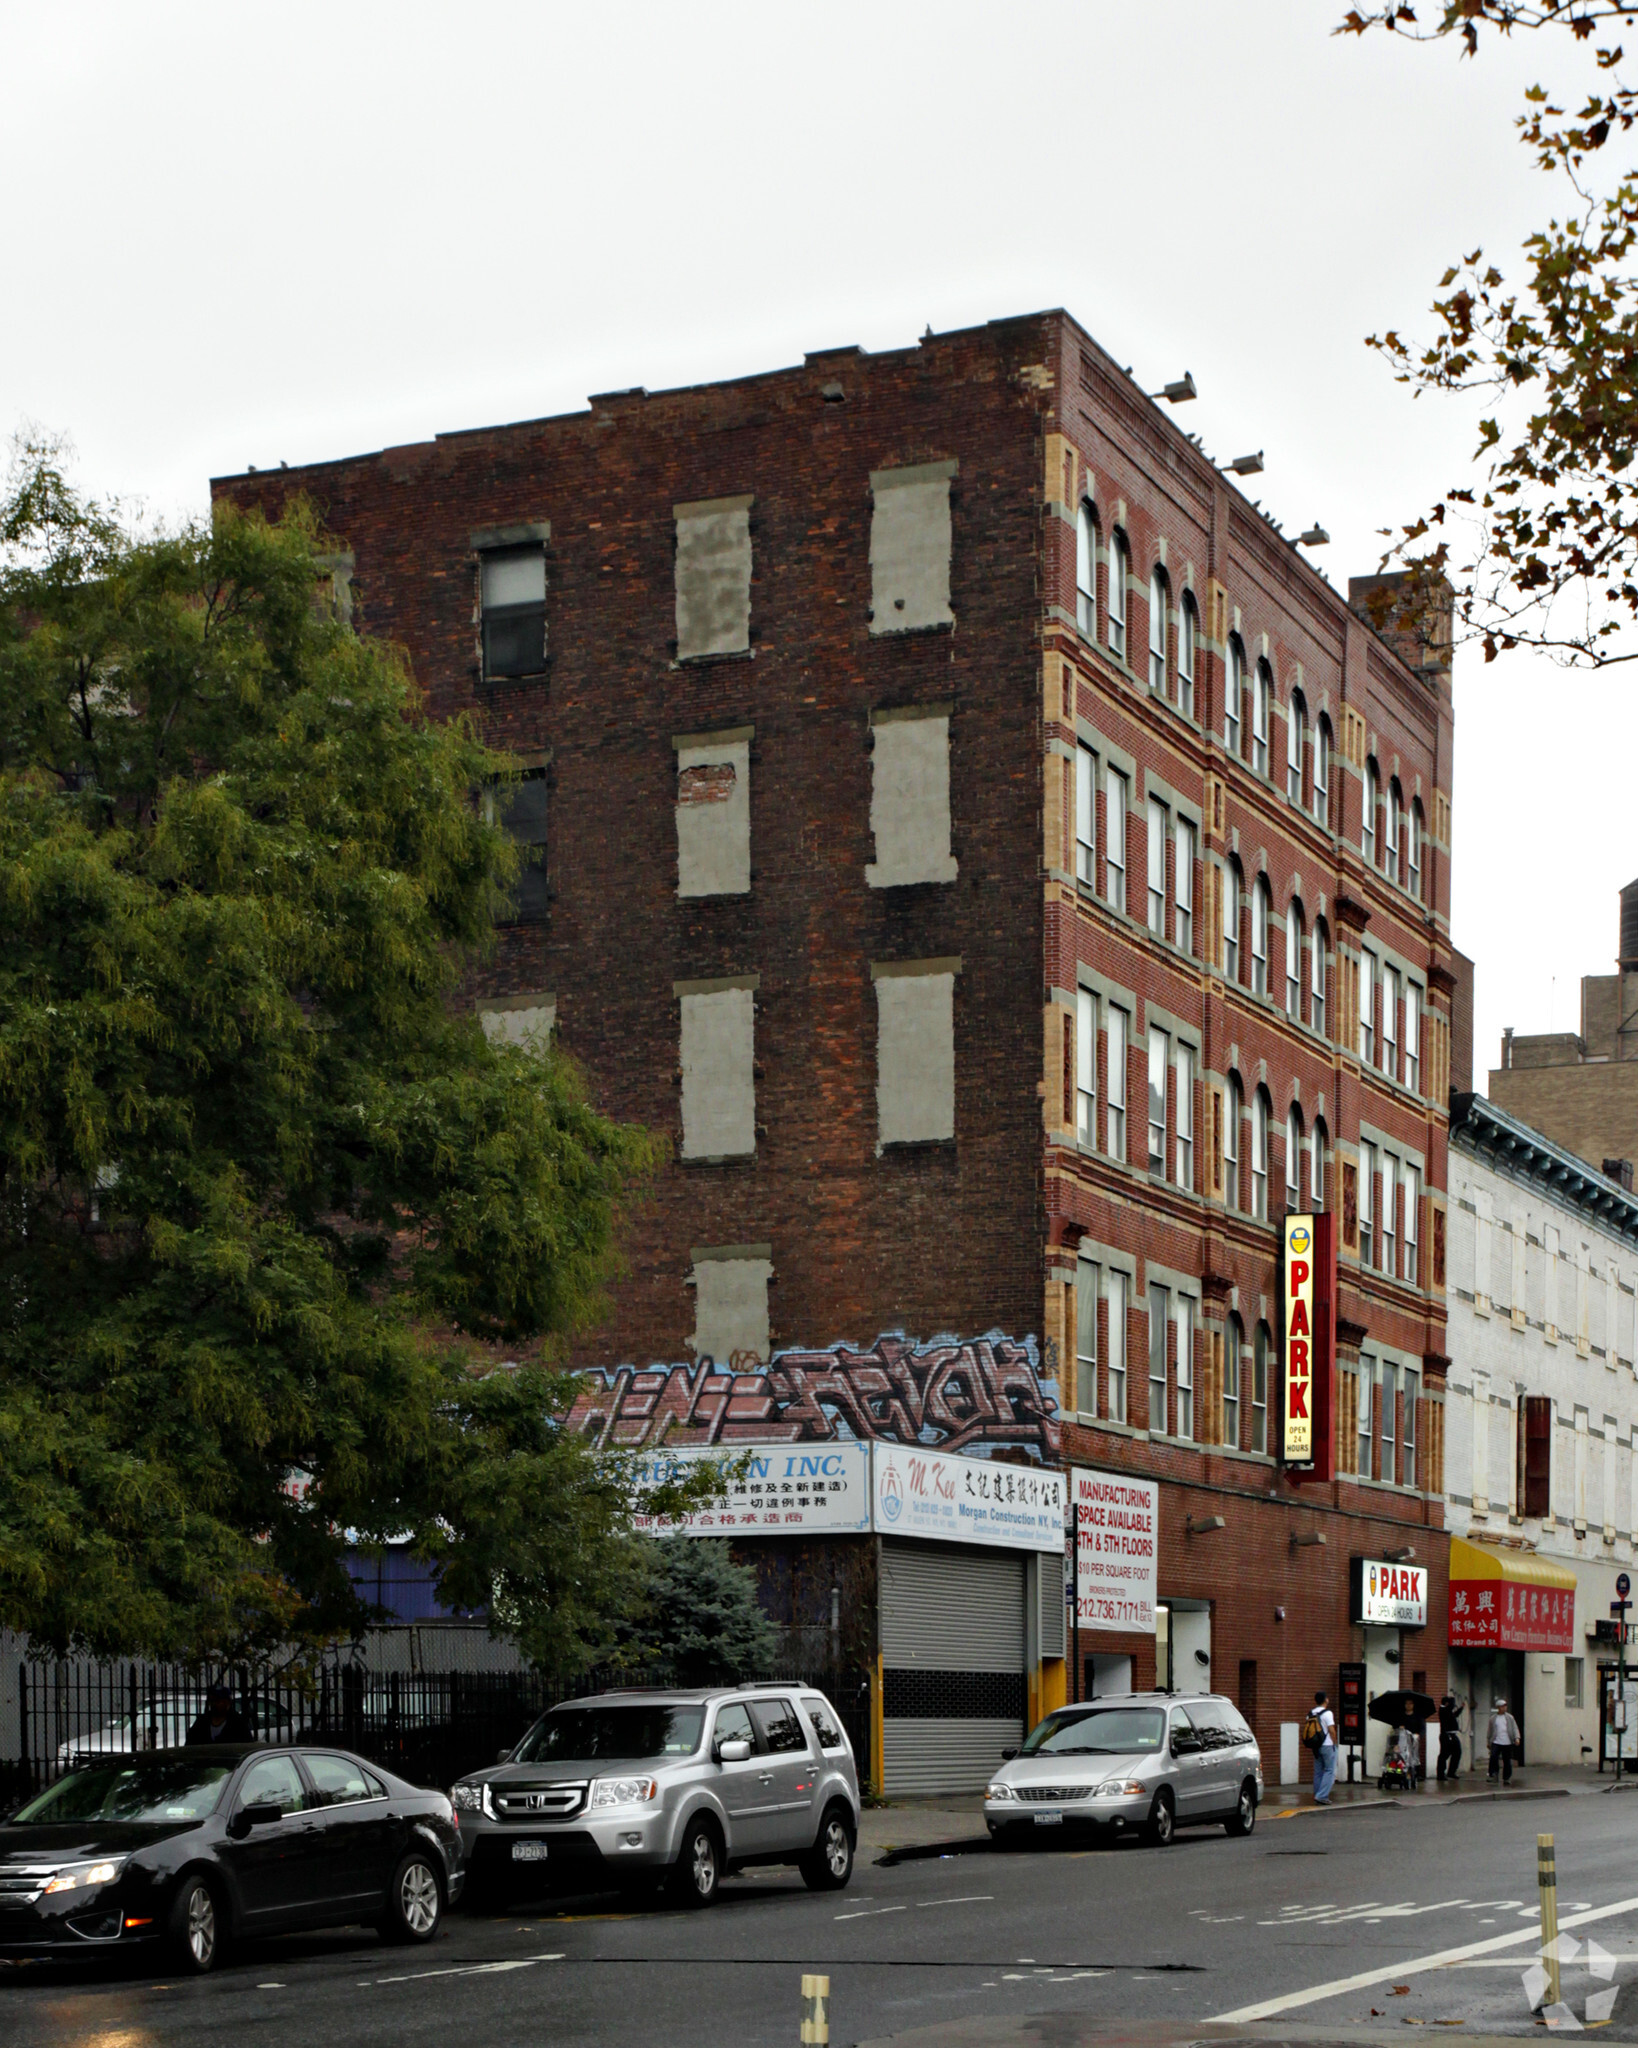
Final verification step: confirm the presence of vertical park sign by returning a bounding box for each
[1281,1211,1335,1481]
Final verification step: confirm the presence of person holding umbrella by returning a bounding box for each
[1369,1687,1436,1790]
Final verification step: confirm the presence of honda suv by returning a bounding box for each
[450,1685,860,1907]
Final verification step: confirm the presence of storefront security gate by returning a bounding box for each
[880,1540,1027,1795]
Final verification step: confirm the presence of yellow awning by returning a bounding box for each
[1450,1536,1577,1593]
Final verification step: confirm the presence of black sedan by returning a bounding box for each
[0,1745,463,1973]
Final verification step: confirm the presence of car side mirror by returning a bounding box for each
[1000,1748,1019,1761]
[496,1748,513,1765]
[716,1738,752,1764]
[229,1800,283,1837]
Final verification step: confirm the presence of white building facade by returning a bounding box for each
[1446,1094,1638,1769]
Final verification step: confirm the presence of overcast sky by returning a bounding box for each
[2,0,1620,1085]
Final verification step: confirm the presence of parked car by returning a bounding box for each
[984,1692,1263,1847]
[55,1696,303,1764]
[450,1684,860,1907]
[0,1744,463,1972]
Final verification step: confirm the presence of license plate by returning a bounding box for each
[1033,1811,1063,1826]
[512,1841,549,1862]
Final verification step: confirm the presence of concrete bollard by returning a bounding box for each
[800,1973,830,2047]
[1538,1833,1561,2010]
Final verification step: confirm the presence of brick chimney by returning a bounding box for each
[1348,569,1455,685]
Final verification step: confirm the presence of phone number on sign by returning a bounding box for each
[1078,1597,1151,1626]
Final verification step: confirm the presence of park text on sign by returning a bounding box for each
[1352,1558,1428,1628]
[1072,1468,1158,1634]
[1281,1215,1315,1464]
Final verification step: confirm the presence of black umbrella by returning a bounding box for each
[1368,1688,1437,1731]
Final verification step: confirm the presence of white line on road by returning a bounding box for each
[367,1955,566,1987]
[835,1906,908,1921]
[916,1896,994,1908]
[1215,1896,1638,2022]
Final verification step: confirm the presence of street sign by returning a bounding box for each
[1619,1572,1631,1599]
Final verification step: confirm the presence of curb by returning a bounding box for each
[874,1835,993,1866]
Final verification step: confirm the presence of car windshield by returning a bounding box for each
[1020,1706,1166,1755]
[512,1704,705,1763]
[11,1759,233,1824]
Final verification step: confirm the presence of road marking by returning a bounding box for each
[367,1955,565,1987]
[917,1896,994,1908]
[256,1982,285,1988]
[1216,1896,1638,2022]
[835,1905,907,1921]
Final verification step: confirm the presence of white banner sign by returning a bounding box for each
[1073,1468,1159,1634]
[1356,1559,1427,1627]
[871,1443,1066,1552]
[631,1444,871,1536]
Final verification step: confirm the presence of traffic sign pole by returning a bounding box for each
[1617,1573,1632,1783]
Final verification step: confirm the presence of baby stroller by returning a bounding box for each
[1370,1689,1435,1792]
[1378,1739,1417,1792]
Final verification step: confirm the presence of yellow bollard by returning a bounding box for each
[800,1973,831,2047]
[1538,1833,1561,2010]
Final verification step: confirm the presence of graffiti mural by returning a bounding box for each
[564,1330,1060,1462]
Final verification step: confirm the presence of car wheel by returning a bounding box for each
[169,1875,224,1975]
[670,1816,722,1908]
[1225,1780,1258,1837]
[800,1805,855,1892]
[1143,1790,1175,1847]
[380,1851,443,1944]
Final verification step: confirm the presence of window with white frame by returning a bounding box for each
[1404,1161,1420,1284]
[1287,689,1306,804]
[1566,1655,1585,1710]
[1178,593,1197,719]
[1311,917,1327,1039]
[1252,660,1271,774]
[1383,964,1400,1081]
[1075,742,1096,886]
[1224,1075,1242,1211]
[1106,1005,1128,1159]
[1148,1025,1169,1176]
[1076,988,1096,1145]
[1224,1313,1242,1447]
[1364,760,1379,867]
[1222,859,1241,982]
[1107,1268,1127,1422]
[1387,779,1403,883]
[1149,567,1168,693]
[1252,1322,1270,1452]
[1149,1282,1169,1432]
[1251,878,1270,997]
[1359,1139,1376,1267]
[1252,1087,1270,1219]
[1225,635,1244,755]
[1076,1250,1099,1409]
[1175,1042,1194,1189]
[1359,948,1376,1063]
[1358,1354,1374,1473]
[1174,818,1195,955]
[1175,1295,1195,1441]
[1147,797,1167,936]
[1311,1117,1327,1207]
[1382,1148,1399,1275]
[1286,902,1303,1020]
[1380,1358,1399,1479]
[1108,529,1129,659]
[1076,503,1098,638]
[1409,798,1424,901]
[1286,1105,1302,1210]
[1314,714,1332,827]
[1105,766,1127,912]
[1405,981,1421,1095]
[1404,1363,1420,1484]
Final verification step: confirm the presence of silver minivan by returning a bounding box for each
[984,1692,1262,1847]
[451,1685,860,1907]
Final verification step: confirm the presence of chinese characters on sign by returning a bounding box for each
[631,1445,871,1536]
[1448,1579,1575,1652]
[1072,1469,1158,1634]
[872,1442,1066,1552]
[1351,1558,1428,1628]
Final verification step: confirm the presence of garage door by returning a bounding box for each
[880,1541,1026,1796]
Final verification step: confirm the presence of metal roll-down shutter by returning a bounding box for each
[880,1541,1027,1796]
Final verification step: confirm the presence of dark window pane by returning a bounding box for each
[750,1699,808,1754]
[484,603,546,679]
[504,773,550,843]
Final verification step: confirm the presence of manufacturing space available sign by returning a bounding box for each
[871,1441,1065,1551]
[631,1444,871,1535]
[1072,1468,1158,1634]
[1350,1557,1428,1629]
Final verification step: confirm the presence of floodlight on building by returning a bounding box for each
[1290,1531,1327,1550]
[1186,1514,1226,1535]
[1385,1545,1417,1563]
[1230,452,1264,476]
[1299,525,1331,547]
[1155,372,1197,404]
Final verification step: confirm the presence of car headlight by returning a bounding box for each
[985,1781,1016,1800]
[451,1781,492,1816]
[589,1776,658,1809]
[42,1858,125,1895]
[1094,1780,1146,1797]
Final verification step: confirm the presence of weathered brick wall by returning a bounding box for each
[1490,1063,1638,1179]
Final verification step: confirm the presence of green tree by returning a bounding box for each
[0,439,697,1668]
[1341,3,1638,663]
[613,1540,780,1686]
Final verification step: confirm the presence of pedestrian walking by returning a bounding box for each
[1303,1688,1337,1804]
[185,1681,254,1746]
[1486,1696,1521,1785]
[1436,1692,1464,1783]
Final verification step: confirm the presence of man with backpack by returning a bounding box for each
[1304,1688,1337,1804]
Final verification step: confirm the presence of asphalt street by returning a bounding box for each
[6,1787,1638,2047]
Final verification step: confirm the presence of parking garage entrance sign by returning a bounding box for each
[1072,1468,1158,1633]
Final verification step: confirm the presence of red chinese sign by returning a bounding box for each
[1449,1578,1575,1652]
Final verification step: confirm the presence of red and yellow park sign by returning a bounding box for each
[1281,1210,1335,1479]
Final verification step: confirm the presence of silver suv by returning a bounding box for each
[450,1685,861,1907]
[984,1692,1262,1847]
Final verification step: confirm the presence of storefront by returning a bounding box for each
[1448,1535,1577,1768]
[1349,1556,1429,1775]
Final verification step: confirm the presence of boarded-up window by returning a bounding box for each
[872,959,959,1148]
[675,496,752,659]
[869,461,956,634]
[1518,1394,1553,1518]
[479,994,556,1051]
[675,730,751,896]
[688,1246,773,1366]
[678,980,757,1159]
[866,708,957,888]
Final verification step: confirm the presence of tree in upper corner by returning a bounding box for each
[1339,3,1638,665]
[0,437,699,1669]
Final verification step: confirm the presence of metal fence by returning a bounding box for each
[3,1654,873,1808]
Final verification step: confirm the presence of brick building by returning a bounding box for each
[218,309,1455,1792]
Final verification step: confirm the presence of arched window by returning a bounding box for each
[1314,714,1332,828]
[1251,876,1270,997]
[1311,1116,1328,1208]
[1363,759,1380,866]
[1251,1086,1270,1219]
[1076,502,1098,638]
[1108,528,1129,659]
[1224,1073,1242,1211]
[1252,1323,1270,1452]
[1225,634,1245,755]
[1287,688,1307,805]
[1224,1311,1243,1448]
[1285,1103,1303,1210]
[1148,566,1169,693]
[1221,857,1242,982]
[1178,591,1198,720]
[1252,659,1272,774]
[1311,915,1328,1039]
[1285,899,1304,1020]
[1387,777,1404,882]
[1409,798,1425,901]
